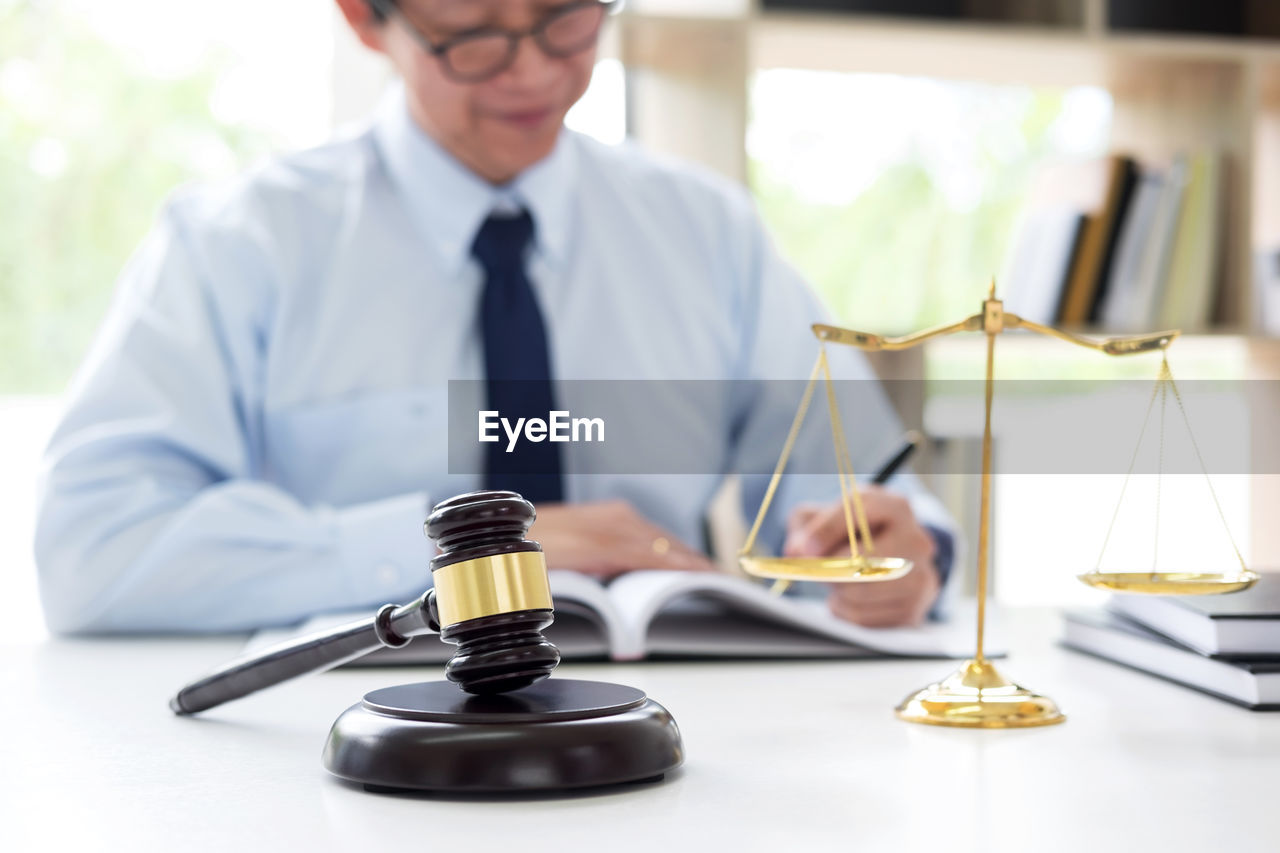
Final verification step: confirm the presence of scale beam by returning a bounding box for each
[1004,315,1179,355]
[812,317,980,351]
[812,316,1179,357]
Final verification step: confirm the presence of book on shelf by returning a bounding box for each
[1001,205,1087,326]
[1000,156,1109,323]
[246,569,992,664]
[1057,154,1140,326]
[1007,149,1228,333]
[1156,150,1223,331]
[1096,169,1164,330]
[1106,571,1280,658]
[1061,608,1280,711]
[1120,155,1189,332]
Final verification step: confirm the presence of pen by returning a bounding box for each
[871,430,922,485]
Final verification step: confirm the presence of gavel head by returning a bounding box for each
[424,490,560,695]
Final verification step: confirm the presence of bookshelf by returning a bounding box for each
[617,0,1280,571]
[618,0,1280,335]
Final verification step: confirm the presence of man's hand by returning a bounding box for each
[783,486,939,627]
[531,500,715,579]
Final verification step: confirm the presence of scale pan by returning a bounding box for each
[739,555,913,582]
[1076,570,1259,595]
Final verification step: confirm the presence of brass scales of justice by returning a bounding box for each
[737,281,1259,728]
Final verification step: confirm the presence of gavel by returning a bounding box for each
[170,490,561,714]
[171,488,684,794]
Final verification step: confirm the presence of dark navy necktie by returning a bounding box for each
[472,209,564,503]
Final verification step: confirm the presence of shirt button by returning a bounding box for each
[375,562,400,588]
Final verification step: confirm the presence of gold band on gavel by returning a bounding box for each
[431,551,553,628]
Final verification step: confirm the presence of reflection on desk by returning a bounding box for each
[4,609,1280,853]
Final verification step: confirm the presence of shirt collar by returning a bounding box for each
[373,86,576,277]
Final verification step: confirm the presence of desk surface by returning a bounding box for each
[4,609,1279,853]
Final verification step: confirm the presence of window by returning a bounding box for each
[1,0,331,395]
[748,69,1112,333]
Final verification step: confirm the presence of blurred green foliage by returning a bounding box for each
[0,1,273,393]
[749,80,1074,337]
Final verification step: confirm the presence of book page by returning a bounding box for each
[605,570,997,659]
[243,570,621,665]
[547,569,628,657]
[642,599,881,658]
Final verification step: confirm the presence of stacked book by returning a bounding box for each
[1062,573,1280,710]
[1001,150,1224,333]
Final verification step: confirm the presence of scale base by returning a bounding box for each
[323,679,683,793]
[895,659,1066,728]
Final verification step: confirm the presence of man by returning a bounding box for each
[35,0,952,633]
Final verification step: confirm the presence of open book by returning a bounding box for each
[247,570,993,664]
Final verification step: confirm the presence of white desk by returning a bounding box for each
[3,609,1279,853]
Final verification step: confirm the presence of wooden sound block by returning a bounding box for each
[322,679,683,794]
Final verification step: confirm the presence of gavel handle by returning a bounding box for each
[169,593,439,715]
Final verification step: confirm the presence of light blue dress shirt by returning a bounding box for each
[35,89,953,633]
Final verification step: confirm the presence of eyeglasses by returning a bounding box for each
[372,0,621,84]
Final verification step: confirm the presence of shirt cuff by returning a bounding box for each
[334,491,433,605]
[923,524,955,620]
[923,524,955,588]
